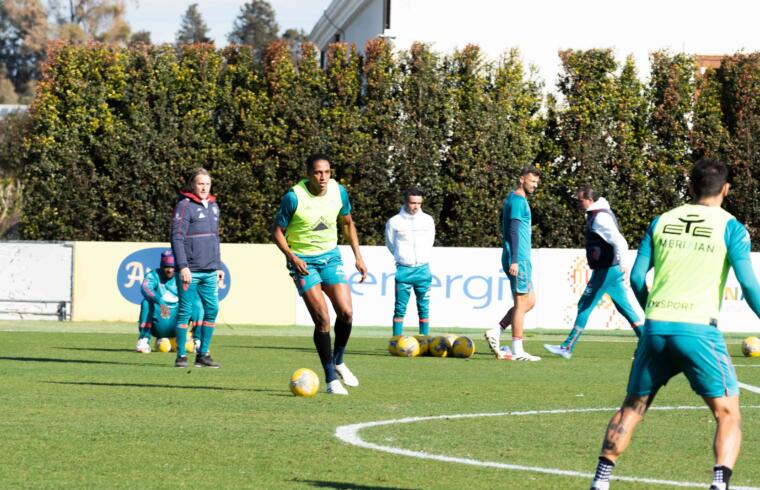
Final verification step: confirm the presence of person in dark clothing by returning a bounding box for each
[170,167,224,369]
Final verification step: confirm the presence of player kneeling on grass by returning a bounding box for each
[271,154,368,395]
[544,186,643,360]
[589,159,760,490]
[135,251,204,354]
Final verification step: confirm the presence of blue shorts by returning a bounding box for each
[502,255,533,295]
[288,248,348,296]
[627,322,739,398]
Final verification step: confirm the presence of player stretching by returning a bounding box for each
[589,159,760,490]
[135,251,203,354]
[484,165,541,361]
[385,187,436,336]
[271,154,368,395]
[544,186,643,359]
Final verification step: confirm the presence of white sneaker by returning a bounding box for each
[484,328,501,357]
[512,351,541,361]
[326,379,348,395]
[543,344,572,359]
[135,338,151,354]
[334,363,359,387]
[590,480,609,490]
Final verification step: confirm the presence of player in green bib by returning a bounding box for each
[589,159,760,490]
[272,154,368,395]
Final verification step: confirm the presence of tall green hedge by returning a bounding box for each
[20,42,760,249]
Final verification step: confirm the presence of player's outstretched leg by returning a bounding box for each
[324,283,358,388]
[303,285,346,394]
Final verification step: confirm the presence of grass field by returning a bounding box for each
[1,321,760,489]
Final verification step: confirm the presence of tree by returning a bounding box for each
[175,3,211,45]
[50,0,131,45]
[128,29,151,47]
[227,0,279,54]
[0,0,48,97]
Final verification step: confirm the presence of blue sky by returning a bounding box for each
[125,0,331,45]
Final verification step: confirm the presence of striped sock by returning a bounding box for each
[593,456,615,483]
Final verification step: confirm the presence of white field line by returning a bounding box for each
[335,405,760,490]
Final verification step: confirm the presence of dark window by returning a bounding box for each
[332,32,341,43]
[383,0,391,29]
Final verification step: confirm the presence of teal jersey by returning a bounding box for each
[141,269,179,306]
[501,191,532,264]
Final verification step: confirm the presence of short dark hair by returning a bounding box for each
[690,158,728,199]
[520,165,541,178]
[578,185,599,202]
[306,153,331,172]
[404,187,424,201]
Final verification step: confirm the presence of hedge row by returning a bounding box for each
[20,41,760,249]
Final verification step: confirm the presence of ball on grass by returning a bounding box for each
[290,368,320,397]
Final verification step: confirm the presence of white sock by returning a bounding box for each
[512,338,524,355]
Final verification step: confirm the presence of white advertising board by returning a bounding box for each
[0,241,73,319]
[296,246,760,333]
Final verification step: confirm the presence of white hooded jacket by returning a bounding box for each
[385,207,435,267]
[587,197,629,264]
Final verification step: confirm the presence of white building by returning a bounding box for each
[0,104,28,120]
[310,0,760,85]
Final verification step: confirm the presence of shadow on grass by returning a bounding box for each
[298,480,415,490]
[56,347,135,353]
[43,380,291,394]
[225,345,388,357]
[0,356,156,367]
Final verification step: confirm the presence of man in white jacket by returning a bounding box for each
[385,188,436,336]
[544,186,643,359]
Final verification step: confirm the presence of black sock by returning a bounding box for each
[594,456,615,482]
[313,330,336,382]
[713,465,732,487]
[333,318,352,365]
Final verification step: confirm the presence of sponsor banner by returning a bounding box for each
[72,242,294,325]
[296,246,760,332]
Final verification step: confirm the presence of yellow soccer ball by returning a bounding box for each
[741,336,760,357]
[186,339,196,354]
[428,336,449,357]
[169,338,178,352]
[388,335,402,355]
[451,336,476,358]
[157,338,172,353]
[396,336,420,357]
[290,368,320,397]
[414,335,431,356]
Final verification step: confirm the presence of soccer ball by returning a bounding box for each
[290,368,320,397]
[428,336,449,357]
[396,336,421,357]
[388,335,402,355]
[186,339,196,354]
[169,338,178,352]
[157,338,172,353]
[451,336,476,358]
[414,335,431,355]
[741,336,760,357]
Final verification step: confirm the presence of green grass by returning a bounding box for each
[1,322,759,489]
